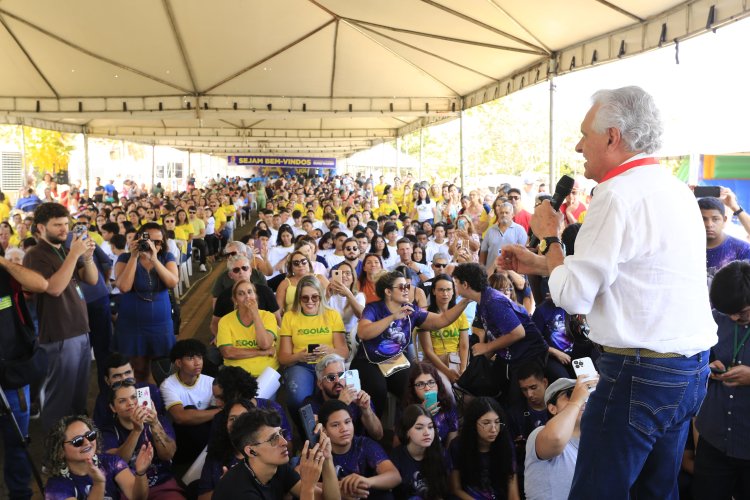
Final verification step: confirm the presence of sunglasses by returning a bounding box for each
[110,378,136,390]
[391,283,411,291]
[291,259,308,267]
[225,251,238,257]
[301,294,320,303]
[433,263,447,269]
[64,429,97,448]
[322,371,345,383]
[231,265,250,273]
[344,246,359,251]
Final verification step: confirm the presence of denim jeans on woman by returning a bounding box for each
[568,350,709,500]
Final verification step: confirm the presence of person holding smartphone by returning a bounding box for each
[278,276,349,417]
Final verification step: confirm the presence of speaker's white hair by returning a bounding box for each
[591,86,663,154]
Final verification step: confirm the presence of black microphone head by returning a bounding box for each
[550,175,576,210]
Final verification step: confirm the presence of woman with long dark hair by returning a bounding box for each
[412,186,437,226]
[358,253,385,304]
[449,397,519,499]
[114,222,179,382]
[369,234,394,269]
[390,404,449,499]
[400,362,459,448]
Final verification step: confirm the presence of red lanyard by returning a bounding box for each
[599,157,659,183]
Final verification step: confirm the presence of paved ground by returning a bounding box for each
[0,222,249,499]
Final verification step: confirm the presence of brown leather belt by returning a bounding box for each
[601,346,684,359]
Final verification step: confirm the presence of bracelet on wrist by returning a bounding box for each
[134,469,148,477]
[734,207,744,216]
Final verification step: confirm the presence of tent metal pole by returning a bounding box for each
[83,133,90,194]
[396,136,400,179]
[151,145,156,189]
[20,125,27,182]
[419,127,423,182]
[459,102,465,193]
[548,60,557,189]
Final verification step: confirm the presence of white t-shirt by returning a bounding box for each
[160,373,215,411]
[328,292,366,334]
[414,201,436,222]
[524,427,579,500]
[267,245,295,278]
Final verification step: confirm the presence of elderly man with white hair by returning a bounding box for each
[500,86,716,499]
[479,199,527,272]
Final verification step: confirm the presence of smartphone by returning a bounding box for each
[298,404,319,447]
[710,366,727,374]
[136,386,151,408]
[73,225,88,240]
[307,344,320,354]
[693,186,721,198]
[342,370,361,393]
[572,357,598,391]
[423,391,438,409]
[254,239,262,252]
[331,269,342,282]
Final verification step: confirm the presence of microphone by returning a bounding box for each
[528,174,575,248]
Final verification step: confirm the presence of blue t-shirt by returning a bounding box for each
[532,299,572,353]
[100,415,176,487]
[45,453,128,500]
[707,235,750,286]
[476,287,548,364]
[359,301,428,362]
[332,435,389,480]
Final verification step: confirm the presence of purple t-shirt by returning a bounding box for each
[532,298,573,353]
[476,287,548,364]
[359,301,428,362]
[332,435,390,479]
[45,453,128,500]
[100,415,176,487]
[707,234,750,286]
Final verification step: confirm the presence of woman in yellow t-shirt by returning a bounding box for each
[217,280,279,378]
[417,275,470,385]
[278,275,349,412]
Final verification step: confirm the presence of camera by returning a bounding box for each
[138,233,151,252]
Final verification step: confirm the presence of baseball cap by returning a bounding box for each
[544,378,577,405]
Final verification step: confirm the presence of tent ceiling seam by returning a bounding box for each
[329,19,339,98]
[594,0,644,23]
[202,19,336,93]
[0,7,193,95]
[0,13,59,98]
[342,17,545,55]
[161,0,198,95]
[485,0,552,53]
[419,0,549,55]
[354,21,498,82]
[343,19,461,97]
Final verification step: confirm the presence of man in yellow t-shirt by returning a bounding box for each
[217,309,279,377]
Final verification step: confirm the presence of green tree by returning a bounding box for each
[22,127,75,181]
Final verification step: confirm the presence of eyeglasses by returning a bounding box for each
[322,372,345,383]
[151,240,163,247]
[508,196,520,201]
[301,294,320,303]
[344,246,359,251]
[291,259,308,267]
[231,265,250,273]
[478,419,505,431]
[433,263,447,269]
[110,378,136,390]
[250,428,289,448]
[435,287,453,294]
[64,430,98,448]
[391,283,411,291]
[413,379,437,390]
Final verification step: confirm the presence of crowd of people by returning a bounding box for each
[0,85,748,500]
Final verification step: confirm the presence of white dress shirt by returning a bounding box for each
[548,161,717,356]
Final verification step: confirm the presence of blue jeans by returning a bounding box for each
[284,363,316,414]
[569,350,709,500]
[1,385,32,499]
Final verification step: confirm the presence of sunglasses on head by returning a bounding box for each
[64,429,97,448]
[110,378,136,390]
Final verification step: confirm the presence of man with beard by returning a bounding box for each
[330,237,363,276]
[480,200,527,272]
[302,354,383,440]
[23,202,98,431]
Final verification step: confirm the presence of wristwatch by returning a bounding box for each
[539,236,562,256]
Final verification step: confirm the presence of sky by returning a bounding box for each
[551,16,750,156]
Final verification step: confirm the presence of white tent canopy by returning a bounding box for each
[0,0,747,157]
